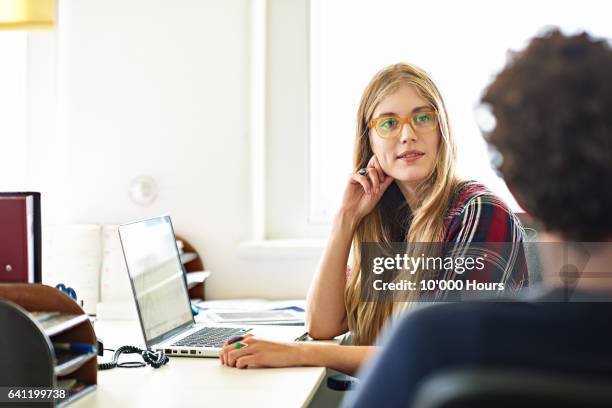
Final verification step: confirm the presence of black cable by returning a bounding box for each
[98,345,169,370]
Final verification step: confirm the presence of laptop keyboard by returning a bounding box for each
[171,327,251,348]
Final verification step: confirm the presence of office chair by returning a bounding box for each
[411,367,612,408]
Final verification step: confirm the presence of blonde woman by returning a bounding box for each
[220,63,527,374]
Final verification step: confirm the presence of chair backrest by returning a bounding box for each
[411,367,612,408]
[516,212,544,284]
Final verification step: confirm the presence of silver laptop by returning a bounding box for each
[118,216,251,357]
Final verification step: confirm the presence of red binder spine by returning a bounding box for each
[0,195,34,283]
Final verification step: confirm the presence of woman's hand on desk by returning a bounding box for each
[220,336,377,375]
[220,335,302,369]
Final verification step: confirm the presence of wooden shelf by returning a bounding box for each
[39,314,90,337]
[0,283,97,407]
[175,234,206,300]
[55,352,97,377]
[58,384,96,408]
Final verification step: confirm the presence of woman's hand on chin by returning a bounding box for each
[340,155,394,226]
[219,335,303,369]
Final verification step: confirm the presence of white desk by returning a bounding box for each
[72,320,328,408]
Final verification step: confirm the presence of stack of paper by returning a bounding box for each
[195,299,306,325]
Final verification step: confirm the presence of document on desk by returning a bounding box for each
[195,299,306,325]
[207,310,303,325]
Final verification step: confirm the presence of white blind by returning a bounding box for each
[309,0,612,222]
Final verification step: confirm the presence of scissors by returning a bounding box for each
[55,283,77,302]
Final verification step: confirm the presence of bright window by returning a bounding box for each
[308,0,612,223]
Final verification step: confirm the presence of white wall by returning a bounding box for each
[0,33,28,189]
[27,0,323,299]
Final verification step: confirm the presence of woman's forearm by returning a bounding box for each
[296,343,377,376]
[306,211,356,339]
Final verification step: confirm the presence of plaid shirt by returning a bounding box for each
[441,181,528,292]
[346,181,529,292]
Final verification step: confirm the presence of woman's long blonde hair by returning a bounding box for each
[345,63,460,345]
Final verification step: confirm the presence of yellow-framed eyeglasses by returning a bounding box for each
[368,110,438,139]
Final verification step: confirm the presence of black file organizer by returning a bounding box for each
[0,284,97,407]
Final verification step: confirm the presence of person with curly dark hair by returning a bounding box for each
[483,30,612,243]
[342,29,612,408]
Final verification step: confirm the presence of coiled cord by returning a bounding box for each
[98,345,169,370]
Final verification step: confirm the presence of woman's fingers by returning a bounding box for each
[235,355,258,369]
[349,166,392,198]
[221,333,254,366]
[370,156,386,183]
[227,343,256,367]
[366,168,380,195]
[221,334,257,366]
[366,155,393,196]
[383,175,394,187]
[350,173,372,195]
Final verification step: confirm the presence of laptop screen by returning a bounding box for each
[119,216,193,346]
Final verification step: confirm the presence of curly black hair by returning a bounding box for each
[482,29,612,241]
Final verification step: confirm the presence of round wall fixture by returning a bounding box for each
[129,176,158,206]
